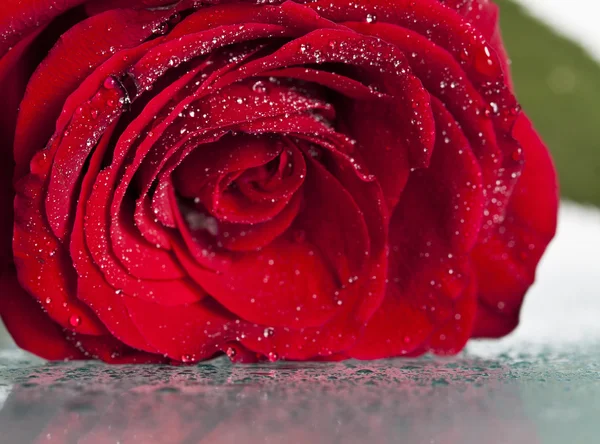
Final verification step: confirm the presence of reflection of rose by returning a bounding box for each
[0,361,540,444]
[0,0,557,363]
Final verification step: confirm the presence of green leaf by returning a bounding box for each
[498,0,600,206]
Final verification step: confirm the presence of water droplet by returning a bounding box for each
[226,347,237,359]
[45,297,52,304]
[483,101,499,118]
[504,104,522,117]
[69,315,81,327]
[90,108,99,119]
[252,80,267,94]
[500,104,522,130]
[299,43,311,54]
[473,45,498,78]
[103,76,118,90]
[264,327,274,338]
[169,12,181,25]
[511,148,523,162]
[181,354,193,363]
[366,14,377,23]
[267,352,279,362]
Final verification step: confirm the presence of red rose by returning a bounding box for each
[0,0,558,363]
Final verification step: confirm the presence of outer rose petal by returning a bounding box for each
[0,275,84,360]
[0,30,42,276]
[439,0,512,89]
[13,7,173,180]
[0,0,85,56]
[472,116,558,337]
[350,98,484,359]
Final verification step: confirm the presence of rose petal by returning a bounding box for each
[0,274,85,360]
[0,0,85,56]
[472,116,558,337]
[14,7,170,180]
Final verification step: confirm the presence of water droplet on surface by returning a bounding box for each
[511,149,523,162]
[504,104,522,118]
[459,48,470,63]
[226,347,237,359]
[69,315,81,327]
[489,102,499,114]
[267,352,279,362]
[169,12,181,25]
[264,327,274,338]
[366,14,377,23]
[252,80,268,94]
[103,76,118,90]
[299,43,311,54]
[473,45,498,77]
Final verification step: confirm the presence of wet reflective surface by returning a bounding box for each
[1,344,599,444]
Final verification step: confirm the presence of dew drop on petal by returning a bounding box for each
[69,315,81,327]
[473,45,498,77]
[103,76,118,90]
[169,12,181,25]
[366,14,377,23]
[252,81,267,93]
[226,347,237,359]
[511,148,523,162]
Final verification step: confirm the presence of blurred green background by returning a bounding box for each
[498,0,600,207]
